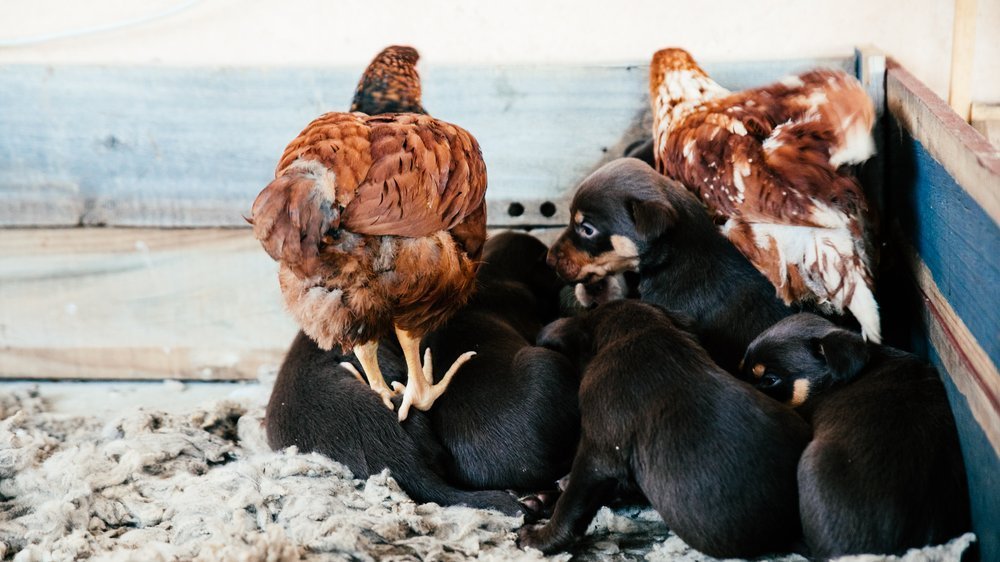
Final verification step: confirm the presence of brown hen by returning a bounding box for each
[649,48,880,342]
[250,50,487,421]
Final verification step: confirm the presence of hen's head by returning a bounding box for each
[351,45,426,115]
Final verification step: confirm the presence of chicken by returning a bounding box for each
[249,48,487,421]
[649,48,881,342]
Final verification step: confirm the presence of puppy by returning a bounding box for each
[266,231,578,514]
[265,333,525,513]
[743,313,970,559]
[421,231,581,492]
[547,158,791,374]
[519,300,810,558]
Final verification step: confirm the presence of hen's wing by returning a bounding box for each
[658,70,872,226]
[350,45,426,115]
[251,112,486,278]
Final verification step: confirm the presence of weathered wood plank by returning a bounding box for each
[885,102,1000,367]
[902,241,1000,455]
[0,58,853,228]
[884,61,1000,562]
[0,226,563,380]
[0,228,298,379]
[856,46,887,215]
[887,60,1000,226]
[947,0,978,121]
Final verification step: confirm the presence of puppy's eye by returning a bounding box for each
[576,221,598,239]
[759,373,782,389]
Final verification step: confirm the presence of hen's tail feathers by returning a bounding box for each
[726,219,881,343]
[351,45,426,116]
[801,70,876,167]
[249,160,339,279]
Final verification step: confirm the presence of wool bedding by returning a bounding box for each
[0,385,974,561]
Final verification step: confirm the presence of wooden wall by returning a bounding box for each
[882,59,999,562]
[0,55,856,380]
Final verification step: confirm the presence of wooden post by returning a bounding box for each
[948,0,978,122]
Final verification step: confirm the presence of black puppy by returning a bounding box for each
[266,333,524,512]
[266,231,578,513]
[547,158,791,374]
[743,313,970,559]
[519,300,810,558]
[420,231,580,492]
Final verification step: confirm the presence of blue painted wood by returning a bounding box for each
[932,346,1000,562]
[0,57,852,227]
[884,114,999,562]
[886,124,1000,367]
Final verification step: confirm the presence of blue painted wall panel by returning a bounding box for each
[886,124,1000,370]
[884,119,999,562]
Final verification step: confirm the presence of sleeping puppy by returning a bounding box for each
[266,231,578,514]
[546,158,791,374]
[519,300,810,558]
[421,231,580,492]
[743,313,970,559]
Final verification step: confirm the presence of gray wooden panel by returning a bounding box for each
[0,226,564,380]
[0,57,853,228]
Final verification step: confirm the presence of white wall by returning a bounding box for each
[0,0,996,102]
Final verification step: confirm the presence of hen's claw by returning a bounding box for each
[340,361,399,410]
[396,350,476,421]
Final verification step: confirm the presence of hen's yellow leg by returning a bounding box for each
[343,341,398,410]
[392,326,476,421]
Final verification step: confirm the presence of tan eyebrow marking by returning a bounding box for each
[752,364,766,379]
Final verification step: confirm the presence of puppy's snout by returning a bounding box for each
[545,247,558,269]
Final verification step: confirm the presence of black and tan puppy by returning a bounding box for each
[743,313,970,559]
[547,158,791,374]
[266,231,578,514]
[519,300,810,557]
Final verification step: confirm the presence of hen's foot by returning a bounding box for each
[393,348,476,421]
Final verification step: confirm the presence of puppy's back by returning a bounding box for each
[581,303,809,557]
[799,350,969,557]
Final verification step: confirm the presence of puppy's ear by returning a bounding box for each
[629,198,677,241]
[811,330,869,382]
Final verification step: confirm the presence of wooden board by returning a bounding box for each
[884,59,1000,562]
[0,226,563,380]
[0,57,854,228]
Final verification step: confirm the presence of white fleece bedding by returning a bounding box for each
[0,385,974,562]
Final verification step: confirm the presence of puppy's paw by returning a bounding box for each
[517,524,547,551]
[574,274,627,308]
[518,489,560,521]
[517,524,570,554]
